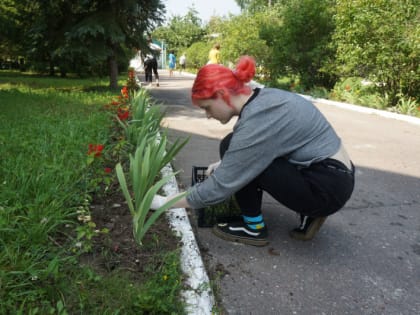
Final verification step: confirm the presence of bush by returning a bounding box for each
[185,41,210,70]
[331,77,387,109]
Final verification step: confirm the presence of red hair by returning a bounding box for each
[191,56,256,107]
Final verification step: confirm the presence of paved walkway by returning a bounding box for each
[148,70,420,315]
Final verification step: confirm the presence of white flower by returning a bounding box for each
[77,215,91,223]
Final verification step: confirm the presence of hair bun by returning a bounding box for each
[234,56,256,83]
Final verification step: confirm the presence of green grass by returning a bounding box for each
[0,70,185,314]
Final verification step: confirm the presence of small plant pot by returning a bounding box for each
[191,166,242,227]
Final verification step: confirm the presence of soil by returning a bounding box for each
[82,188,180,280]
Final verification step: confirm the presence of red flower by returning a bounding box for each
[87,144,104,157]
[104,167,112,173]
[121,86,129,98]
[117,109,130,121]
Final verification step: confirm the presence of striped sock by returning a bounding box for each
[243,215,265,230]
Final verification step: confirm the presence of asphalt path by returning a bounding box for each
[148,70,420,315]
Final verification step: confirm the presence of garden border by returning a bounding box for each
[300,94,420,126]
[161,163,214,314]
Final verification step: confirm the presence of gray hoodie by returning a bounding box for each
[186,88,341,209]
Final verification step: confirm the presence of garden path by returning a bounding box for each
[149,70,420,315]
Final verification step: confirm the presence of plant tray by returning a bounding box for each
[191,166,242,227]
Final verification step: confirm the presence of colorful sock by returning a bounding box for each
[243,214,265,230]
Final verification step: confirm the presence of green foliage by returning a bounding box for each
[333,0,419,105]
[262,0,336,88]
[393,93,419,116]
[235,0,282,13]
[115,90,189,245]
[4,0,166,87]
[153,8,205,54]
[130,251,186,314]
[185,41,210,69]
[217,13,271,69]
[0,72,186,314]
[0,0,22,57]
[331,77,388,110]
[0,74,111,313]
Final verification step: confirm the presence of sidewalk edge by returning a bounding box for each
[299,94,420,126]
[161,164,214,314]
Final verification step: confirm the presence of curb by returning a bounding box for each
[161,164,214,314]
[300,94,420,126]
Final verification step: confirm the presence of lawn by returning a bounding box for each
[0,71,185,314]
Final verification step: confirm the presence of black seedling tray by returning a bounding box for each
[191,166,241,227]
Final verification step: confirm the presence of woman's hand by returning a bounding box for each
[150,194,167,210]
[205,160,221,176]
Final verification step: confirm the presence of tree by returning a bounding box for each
[261,0,336,89]
[8,0,165,88]
[218,13,270,73]
[0,0,23,60]
[185,41,209,69]
[235,0,282,13]
[333,0,419,104]
[152,7,205,54]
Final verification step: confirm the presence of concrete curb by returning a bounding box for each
[161,164,214,314]
[300,94,420,126]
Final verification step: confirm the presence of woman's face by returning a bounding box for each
[196,96,235,124]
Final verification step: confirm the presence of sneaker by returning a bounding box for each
[289,215,327,241]
[212,221,268,246]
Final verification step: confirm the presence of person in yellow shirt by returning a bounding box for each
[208,43,221,64]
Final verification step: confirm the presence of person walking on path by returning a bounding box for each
[179,53,186,74]
[168,50,176,77]
[208,43,221,64]
[143,54,159,87]
[143,54,153,86]
[151,56,355,246]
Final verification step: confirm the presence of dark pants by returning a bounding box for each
[220,133,355,218]
[144,61,153,83]
[151,58,159,79]
[144,58,159,83]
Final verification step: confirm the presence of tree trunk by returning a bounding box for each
[49,60,55,76]
[109,52,118,90]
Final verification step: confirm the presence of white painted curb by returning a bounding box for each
[300,94,420,126]
[161,164,214,315]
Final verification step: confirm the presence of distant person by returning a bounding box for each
[150,55,159,87]
[147,37,161,86]
[143,54,153,85]
[179,53,186,74]
[208,43,221,64]
[168,50,176,77]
